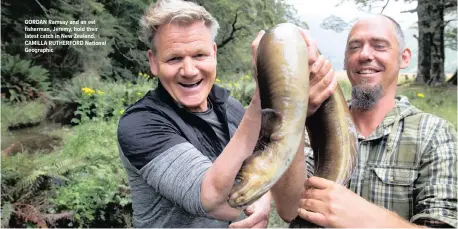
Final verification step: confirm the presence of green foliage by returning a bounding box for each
[52,71,105,104]
[1,150,86,227]
[217,74,256,107]
[196,0,306,75]
[1,202,13,228]
[1,53,51,102]
[1,120,131,227]
[66,72,157,124]
[397,83,457,127]
[1,101,49,132]
[445,25,457,51]
[51,71,156,124]
[338,80,352,100]
[50,121,131,227]
[2,0,304,84]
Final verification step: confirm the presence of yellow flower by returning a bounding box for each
[81,87,95,95]
[234,83,239,87]
[128,83,132,87]
[417,92,425,98]
[138,71,143,77]
[120,109,125,115]
[96,90,104,95]
[215,78,221,83]
[137,92,143,96]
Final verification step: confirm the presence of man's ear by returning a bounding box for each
[213,42,217,63]
[148,49,158,76]
[400,48,412,69]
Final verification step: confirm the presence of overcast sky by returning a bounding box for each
[285,0,456,73]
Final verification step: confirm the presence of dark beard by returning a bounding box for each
[351,84,383,111]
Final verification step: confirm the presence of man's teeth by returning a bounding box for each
[359,69,377,74]
[180,80,202,88]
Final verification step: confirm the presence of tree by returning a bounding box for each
[2,0,305,83]
[192,0,306,76]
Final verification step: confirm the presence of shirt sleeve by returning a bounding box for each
[410,118,457,227]
[117,108,212,217]
[304,131,315,178]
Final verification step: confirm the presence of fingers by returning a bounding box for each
[228,212,264,228]
[304,176,334,190]
[302,188,327,201]
[307,57,337,117]
[251,30,266,64]
[299,199,327,215]
[297,27,318,65]
[252,219,268,228]
[309,55,329,84]
[297,208,327,227]
[251,30,265,82]
[309,66,336,101]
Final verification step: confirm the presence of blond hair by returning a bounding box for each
[140,0,220,54]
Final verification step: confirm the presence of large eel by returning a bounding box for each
[227,23,309,208]
[289,83,358,228]
[227,22,358,228]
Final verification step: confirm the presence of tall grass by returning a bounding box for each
[397,83,457,128]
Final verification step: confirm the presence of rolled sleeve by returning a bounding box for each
[412,120,457,227]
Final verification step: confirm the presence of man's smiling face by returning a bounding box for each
[345,16,408,93]
[148,20,217,112]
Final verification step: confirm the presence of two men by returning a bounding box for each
[117,0,332,227]
[117,0,457,227]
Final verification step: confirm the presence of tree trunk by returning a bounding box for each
[416,0,446,86]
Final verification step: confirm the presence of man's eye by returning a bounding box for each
[349,45,361,50]
[374,44,387,50]
[194,53,205,58]
[167,57,181,63]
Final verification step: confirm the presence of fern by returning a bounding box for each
[1,202,13,228]
[1,53,51,102]
[1,152,88,227]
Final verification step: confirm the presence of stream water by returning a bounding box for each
[1,122,64,155]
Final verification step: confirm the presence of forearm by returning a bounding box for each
[201,89,262,220]
[270,131,306,222]
[375,206,426,228]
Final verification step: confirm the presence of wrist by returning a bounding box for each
[376,206,419,228]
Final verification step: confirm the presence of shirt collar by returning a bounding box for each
[348,96,417,140]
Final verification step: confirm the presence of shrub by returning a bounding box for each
[1,121,132,227]
[217,73,255,107]
[50,121,131,227]
[1,151,85,227]
[1,53,51,103]
[52,71,157,124]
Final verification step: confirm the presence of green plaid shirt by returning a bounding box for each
[305,96,457,227]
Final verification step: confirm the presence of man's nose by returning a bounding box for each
[358,45,374,62]
[180,57,199,77]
